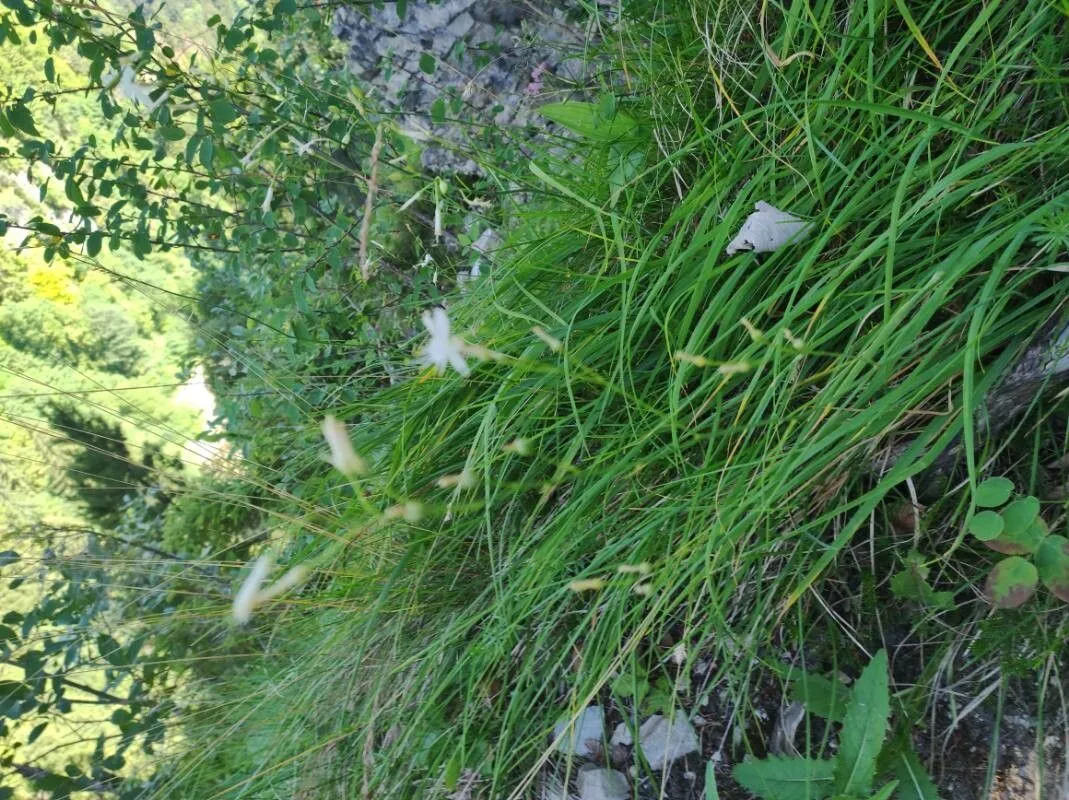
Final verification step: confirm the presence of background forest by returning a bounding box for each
[0,1,1067,799]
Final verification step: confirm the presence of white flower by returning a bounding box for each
[725,201,810,255]
[104,65,168,112]
[419,307,470,376]
[321,415,368,476]
[261,183,274,215]
[232,553,309,624]
[294,138,320,157]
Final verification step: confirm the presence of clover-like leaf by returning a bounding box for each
[984,557,1038,609]
[974,477,1014,507]
[984,514,1046,556]
[1000,496,1039,534]
[1034,535,1069,602]
[967,510,1004,541]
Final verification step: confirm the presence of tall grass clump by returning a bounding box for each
[34,0,1069,797]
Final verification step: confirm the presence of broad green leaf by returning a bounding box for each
[97,634,125,665]
[419,52,436,74]
[209,98,239,126]
[160,124,185,141]
[984,557,1037,608]
[27,720,48,744]
[223,24,244,51]
[7,103,39,136]
[790,673,850,722]
[199,136,215,168]
[86,230,103,257]
[1034,535,1069,602]
[136,23,154,54]
[834,650,889,796]
[443,751,461,790]
[984,514,1045,555]
[0,680,32,718]
[132,227,151,259]
[430,97,446,124]
[0,551,19,567]
[539,101,641,142]
[733,756,836,800]
[967,511,1003,541]
[974,477,1014,507]
[892,749,941,800]
[999,497,1039,535]
[889,551,953,609]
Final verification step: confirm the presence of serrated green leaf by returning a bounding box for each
[865,781,899,800]
[733,756,837,800]
[984,557,1037,608]
[539,101,641,142]
[967,511,1004,541]
[790,673,850,722]
[974,477,1014,507]
[834,650,889,796]
[892,749,941,800]
[1034,535,1069,602]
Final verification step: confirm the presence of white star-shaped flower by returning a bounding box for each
[419,307,470,376]
[294,138,320,157]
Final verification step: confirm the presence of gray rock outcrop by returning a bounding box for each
[332,1,591,173]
